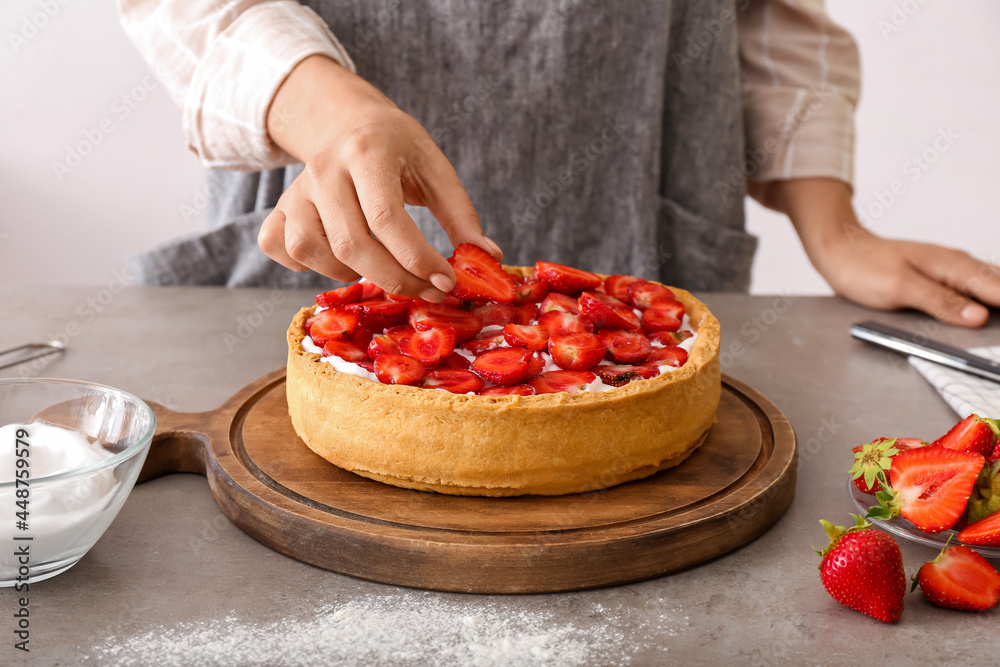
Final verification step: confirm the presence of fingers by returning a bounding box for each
[910,244,1000,309]
[349,159,456,292]
[896,267,989,328]
[257,208,307,272]
[280,197,360,283]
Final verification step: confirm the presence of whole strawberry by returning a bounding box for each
[816,515,906,622]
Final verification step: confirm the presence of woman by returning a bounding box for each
[119,0,1000,326]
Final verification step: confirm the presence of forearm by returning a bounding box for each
[767,177,863,272]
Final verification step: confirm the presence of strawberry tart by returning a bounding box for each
[286,244,721,496]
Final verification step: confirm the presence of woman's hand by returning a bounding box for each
[257,55,500,301]
[757,178,1000,328]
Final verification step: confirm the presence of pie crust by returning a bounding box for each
[286,271,721,496]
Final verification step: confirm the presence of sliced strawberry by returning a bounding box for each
[502,324,550,351]
[849,438,923,495]
[913,544,1000,611]
[933,414,1000,458]
[479,384,536,397]
[470,348,534,386]
[304,312,321,334]
[385,293,415,303]
[349,326,374,350]
[603,274,645,302]
[308,309,359,345]
[647,330,694,346]
[408,300,483,344]
[627,281,676,310]
[422,368,485,394]
[548,333,605,371]
[439,351,473,370]
[958,510,1000,546]
[594,364,660,387]
[537,311,594,337]
[343,299,409,330]
[357,360,375,373]
[316,283,364,308]
[472,302,516,327]
[641,300,685,333]
[384,325,416,345]
[513,278,550,304]
[868,446,985,533]
[360,281,385,300]
[539,292,580,315]
[534,260,602,294]
[460,329,506,356]
[643,346,688,368]
[400,327,455,367]
[512,302,540,325]
[447,242,515,303]
[322,340,368,363]
[367,334,400,360]
[373,353,427,385]
[578,291,640,330]
[528,370,597,395]
[525,352,545,379]
[598,329,651,364]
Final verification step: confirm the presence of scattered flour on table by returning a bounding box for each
[86,594,648,667]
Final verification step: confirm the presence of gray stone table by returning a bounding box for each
[2,286,998,666]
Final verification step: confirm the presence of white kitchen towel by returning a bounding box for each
[909,346,1000,419]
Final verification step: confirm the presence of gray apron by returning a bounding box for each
[129,0,757,292]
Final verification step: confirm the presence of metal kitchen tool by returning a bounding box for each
[0,341,66,371]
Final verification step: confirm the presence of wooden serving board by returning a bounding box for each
[139,371,796,594]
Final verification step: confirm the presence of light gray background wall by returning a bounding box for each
[2,1,997,293]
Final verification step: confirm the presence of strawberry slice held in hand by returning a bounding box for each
[933,414,1000,458]
[373,353,427,386]
[315,283,364,308]
[502,324,550,351]
[471,348,535,386]
[479,384,536,396]
[409,300,483,344]
[539,292,580,315]
[641,300,685,333]
[578,292,641,330]
[422,368,485,394]
[472,302,516,327]
[816,515,906,623]
[849,437,926,495]
[627,281,675,310]
[603,274,645,302]
[400,327,455,367]
[595,364,660,387]
[343,299,409,331]
[533,260,602,294]
[528,370,597,395]
[322,340,369,363]
[867,446,985,533]
[308,309,359,345]
[912,542,1000,611]
[514,277,550,304]
[643,346,688,369]
[599,329,652,364]
[548,333,606,371]
[538,311,594,337]
[447,242,516,303]
[359,281,385,300]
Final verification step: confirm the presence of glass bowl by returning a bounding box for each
[0,378,156,585]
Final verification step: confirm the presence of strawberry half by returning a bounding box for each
[537,311,594,337]
[816,515,905,623]
[595,364,660,387]
[641,300,685,333]
[539,292,580,315]
[316,283,363,308]
[360,281,385,300]
[471,348,535,386]
[603,274,645,302]
[528,370,597,395]
[422,368,484,394]
[400,327,455,367]
[627,281,675,310]
[933,414,1000,458]
[448,242,515,303]
[648,330,694,346]
[472,302,516,327]
[322,340,369,363]
[409,300,483,344]
[512,302,540,325]
[548,333,606,371]
[958,509,1000,546]
[599,329,651,364]
[533,260,602,294]
[868,446,985,533]
[578,292,640,330]
[460,329,506,356]
[373,353,427,386]
[912,542,1000,611]
[502,324,550,351]
[849,437,925,495]
[367,333,400,360]
[309,309,359,345]
[514,278,550,304]
[643,347,688,369]
[479,384,536,396]
[343,299,409,330]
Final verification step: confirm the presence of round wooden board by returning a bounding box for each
[139,371,796,593]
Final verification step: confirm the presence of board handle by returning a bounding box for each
[138,401,214,482]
